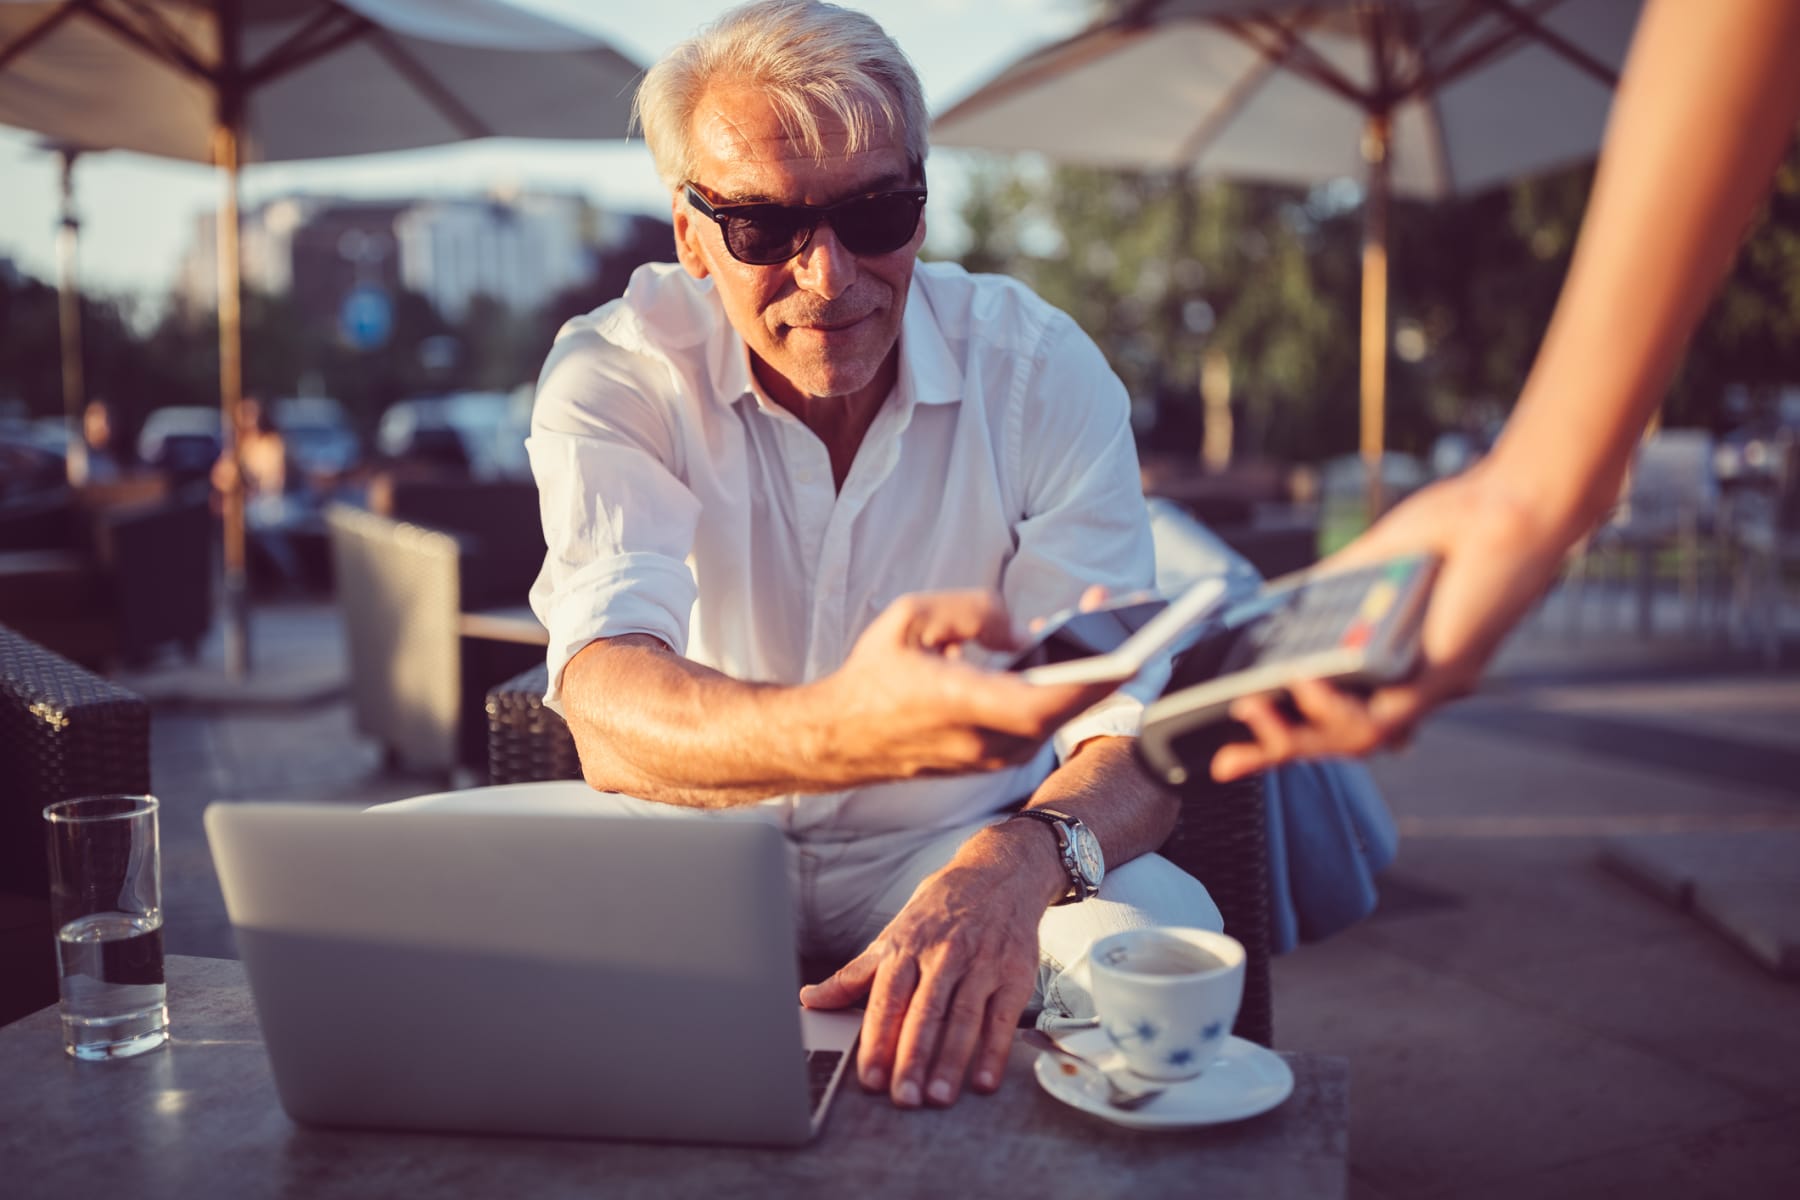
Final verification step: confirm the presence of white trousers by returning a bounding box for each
[381,781,1222,1027]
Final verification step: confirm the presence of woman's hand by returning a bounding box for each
[1210,464,1575,782]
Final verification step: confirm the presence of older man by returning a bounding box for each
[526,0,1220,1110]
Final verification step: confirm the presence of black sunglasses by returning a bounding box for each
[684,181,927,265]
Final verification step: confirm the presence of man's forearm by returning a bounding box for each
[560,592,1133,808]
[956,736,1179,904]
[561,636,829,808]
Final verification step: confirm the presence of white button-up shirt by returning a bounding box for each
[527,261,1165,838]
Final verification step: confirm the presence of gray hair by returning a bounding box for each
[633,0,929,190]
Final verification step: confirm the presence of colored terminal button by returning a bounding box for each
[1360,581,1397,621]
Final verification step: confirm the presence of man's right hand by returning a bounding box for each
[800,590,1120,785]
[563,590,1120,805]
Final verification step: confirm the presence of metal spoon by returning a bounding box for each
[1021,1028,1166,1110]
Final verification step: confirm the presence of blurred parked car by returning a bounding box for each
[0,432,66,502]
[32,416,71,453]
[137,406,222,489]
[495,384,535,480]
[375,400,471,476]
[0,415,74,458]
[376,392,526,480]
[273,396,361,482]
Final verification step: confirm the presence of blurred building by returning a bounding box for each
[172,189,607,324]
[395,191,595,322]
[288,201,410,325]
[176,196,315,308]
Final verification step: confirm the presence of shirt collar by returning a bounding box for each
[705,296,754,409]
[894,268,964,409]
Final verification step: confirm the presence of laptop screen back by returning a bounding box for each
[205,803,825,1145]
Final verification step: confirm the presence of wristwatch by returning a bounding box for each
[1009,808,1104,904]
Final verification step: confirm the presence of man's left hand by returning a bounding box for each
[798,832,1059,1107]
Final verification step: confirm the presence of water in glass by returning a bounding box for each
[56,911,168,1060]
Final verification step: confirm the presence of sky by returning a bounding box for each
[0,0,1089,306]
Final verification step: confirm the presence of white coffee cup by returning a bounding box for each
[1087,927,1245,1082]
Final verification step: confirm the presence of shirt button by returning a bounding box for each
[797,469,818,486]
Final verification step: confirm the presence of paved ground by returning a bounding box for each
[118,583,1800,1198]
[1277,591,1800,1199]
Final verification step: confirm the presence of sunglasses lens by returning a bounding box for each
[724,208,810,265]
[833,194,923,256]
[705,190,923,264]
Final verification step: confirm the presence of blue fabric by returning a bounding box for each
[1263,758,1398,953]
[1146,497,1400,953]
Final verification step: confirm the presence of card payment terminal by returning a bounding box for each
[1137,554,1440,786]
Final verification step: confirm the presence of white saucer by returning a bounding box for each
[1033,1026,1294,1130]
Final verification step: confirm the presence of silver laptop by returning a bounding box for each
[204,802,861,1146]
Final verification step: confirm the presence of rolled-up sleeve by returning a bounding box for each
[526,326,703,710]
[1001,313,1166,761]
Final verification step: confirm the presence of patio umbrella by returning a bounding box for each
[933,0,1639,514]
[0,0,643,675]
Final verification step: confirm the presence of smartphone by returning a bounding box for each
[1005,595,1172,672]
[1002,579,1230,687]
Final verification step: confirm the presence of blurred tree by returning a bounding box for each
[1671,144,1800,425]
[532,213,677,369]
[954,140,1800,465]
[453,292,536,392]
[1384,170,1588,444]
[0,272,157,418]
[953,161,1367,462]
[0,271,76,414]
[947,159,1041,277]
[241,289,312,400]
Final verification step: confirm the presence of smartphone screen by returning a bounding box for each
[1006,598,1171,672]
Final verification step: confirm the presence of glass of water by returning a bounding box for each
[42,795,168,1060]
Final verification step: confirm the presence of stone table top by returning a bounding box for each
[0,956,1349,1199]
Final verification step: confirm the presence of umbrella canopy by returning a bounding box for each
[934,0,1639,510]
[0,0,641,163]
[0,0,643,676]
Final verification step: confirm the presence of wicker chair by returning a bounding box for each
[485,664,1274,1047]
[0,623,152,1026]
[0,490,212,669]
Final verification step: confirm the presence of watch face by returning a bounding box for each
[1071,825,1105,890]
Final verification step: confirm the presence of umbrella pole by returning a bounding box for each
[1359,112,1392,523]
[214,119,250,678]
[53,145,86,486]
